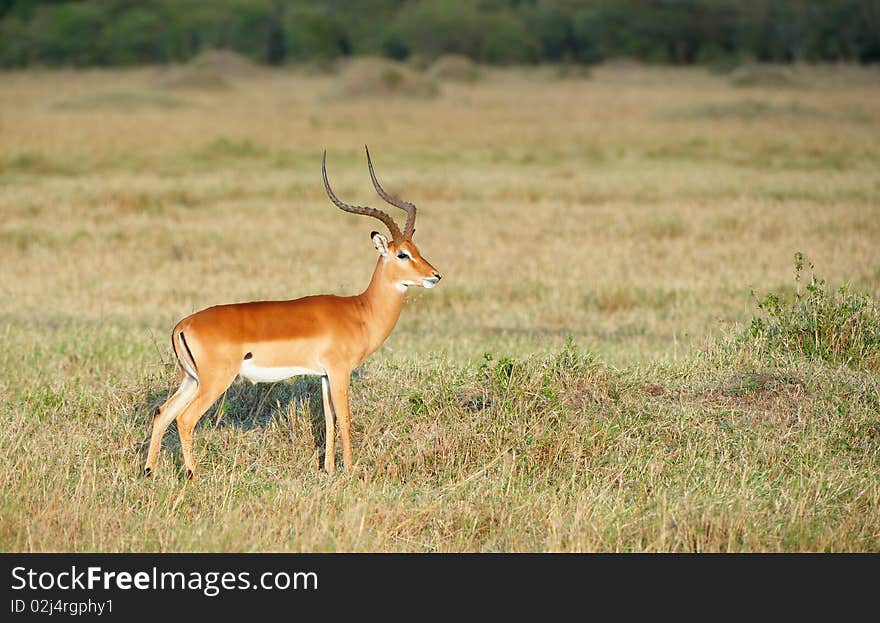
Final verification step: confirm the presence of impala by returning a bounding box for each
[144,147,442,478]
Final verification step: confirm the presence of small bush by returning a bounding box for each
[2,152,72,176]
[746,253,880,369]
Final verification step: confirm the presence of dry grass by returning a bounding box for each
[1,63,879,551]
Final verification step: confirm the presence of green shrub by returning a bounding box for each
[571,8,606,64]
[2,0,879,68]
[387,1,485,62]
[525,2,572,61]
[387,0,538,65]
[746,253,880,369]
[482,12,539,65]
[283,7,349,60]
[220,0,277,62]
[165,0,279,63]
[27,2,107,65]
[101,8,168,65]
[0,17,30,66]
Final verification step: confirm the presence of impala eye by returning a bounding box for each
[397,252,410,260]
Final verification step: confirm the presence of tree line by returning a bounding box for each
[1,0,878,68]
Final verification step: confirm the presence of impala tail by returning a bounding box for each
[173,325,199,382]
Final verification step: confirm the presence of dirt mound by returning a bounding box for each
[152,49,260,91]
[152,66,231,91]
[426,54,482,82]
[599,57,644,70]
[189,49,259,77]
[554,63,593,79]
[327,57,439,99]
[729,64,803,88]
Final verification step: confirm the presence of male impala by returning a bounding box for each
[144,147,441,478]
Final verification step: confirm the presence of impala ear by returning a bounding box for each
[371,231,389,257]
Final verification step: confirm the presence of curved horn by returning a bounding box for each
[322,151,403,242]
[365,145,416,239]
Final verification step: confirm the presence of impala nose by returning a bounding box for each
[423,273,442,289]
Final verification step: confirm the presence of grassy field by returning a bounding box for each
[1,61,879,551]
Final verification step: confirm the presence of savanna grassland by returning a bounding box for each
[1,60,879,551]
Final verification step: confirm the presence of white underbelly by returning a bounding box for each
[238,360,323,383]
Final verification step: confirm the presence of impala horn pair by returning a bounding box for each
[322,146,416,243]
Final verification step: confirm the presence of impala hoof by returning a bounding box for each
[186,469,194,481]
[143,467,152,478]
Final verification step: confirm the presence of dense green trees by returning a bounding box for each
[1,0,878,67]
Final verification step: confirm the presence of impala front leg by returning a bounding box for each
[321,375,335,474]
[321,370,353,473]
[330,373,353,470]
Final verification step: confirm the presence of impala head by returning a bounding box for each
[322,146,442,292]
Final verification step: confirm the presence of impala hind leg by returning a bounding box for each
[144,373,198,477]
[176,371,238,479]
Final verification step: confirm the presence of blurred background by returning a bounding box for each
[1,0,879,68]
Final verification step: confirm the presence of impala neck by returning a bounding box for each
[358,256,406,351]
